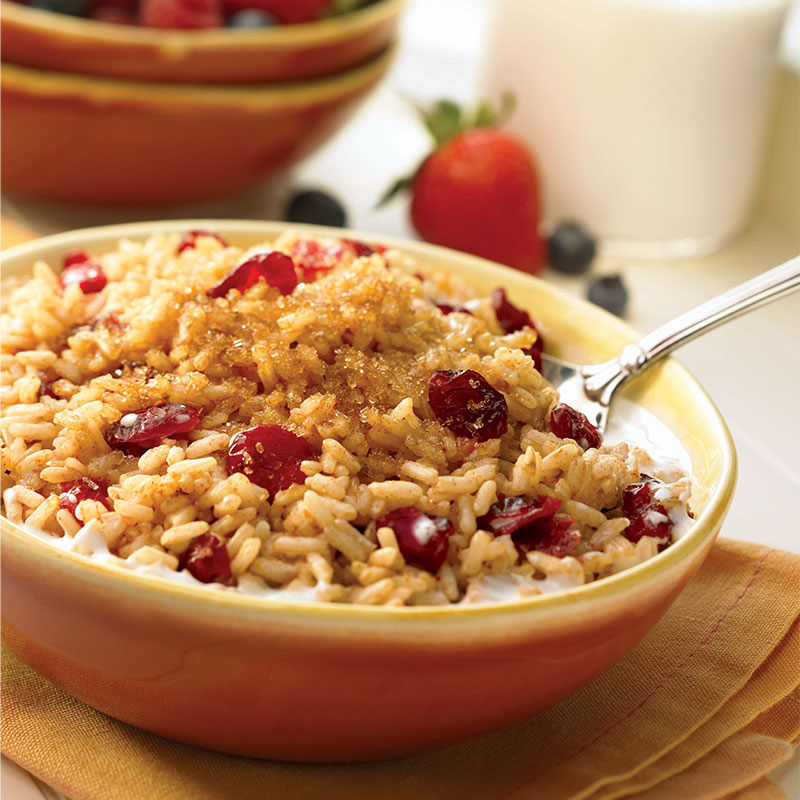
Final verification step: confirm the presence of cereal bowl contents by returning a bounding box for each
[1,228,693,607]
[0,222,735,761]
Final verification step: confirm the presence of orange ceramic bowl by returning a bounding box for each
[0,0,403,83]
[0,49,393,206]
[0,221,737,762]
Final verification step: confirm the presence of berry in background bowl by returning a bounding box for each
[0,0,402,83]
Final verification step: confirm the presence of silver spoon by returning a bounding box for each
[539,256,800,434]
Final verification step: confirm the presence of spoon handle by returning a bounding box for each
[583,256,800,403]
[623,255,800,375]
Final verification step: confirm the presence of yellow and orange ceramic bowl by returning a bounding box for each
[0,221,737,762]
[0,49,392,206]
[0,0,403,84]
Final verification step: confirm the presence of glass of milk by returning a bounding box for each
[481,0,789,259]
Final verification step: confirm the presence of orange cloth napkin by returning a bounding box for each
[2,537,799,800]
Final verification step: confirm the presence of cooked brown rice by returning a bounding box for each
[0,230,692,605]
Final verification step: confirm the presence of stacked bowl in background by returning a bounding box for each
[0,0,402,205]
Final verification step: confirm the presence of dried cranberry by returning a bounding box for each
[226,425,316,496]
[77,313,127,333]
[180,533,232,583]
[59,477,111,520]
[177,229,227,253]
[63,249,91,268]
[621,482,672,544]
[291,239,337,281]
[37,372,59,400]
[492,288,535,334]
[428,369,508,442]
[59,256,107,294]
[550,403,602,450]
[523,344,543,372]
[340,239,376,258]
[97,313,126,331]
[535,516,582,557]
[207,252,297,298]
[291,238,379,282]
[492,288,546,363]
[479,495,579,557]
[108,403,200,449]
[377,507,454,573]
[432,300,473,316]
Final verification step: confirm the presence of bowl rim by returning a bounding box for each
[0,0,404,49]
[0,219,738,626]
[0,43,395,106]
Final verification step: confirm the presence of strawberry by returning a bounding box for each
[382,96,546,275]
[140,0,222,28]
[87,0,138,23]
[219,0,331,23]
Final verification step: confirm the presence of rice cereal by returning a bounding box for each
[0,230,692,606]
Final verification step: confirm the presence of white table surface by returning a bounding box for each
[2,0,799,797]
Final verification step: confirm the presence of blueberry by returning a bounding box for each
[29,0,88,14]
[587,274,628,317]
[548,221,596,275]
[227,9,278,27]
[286,190,347,228]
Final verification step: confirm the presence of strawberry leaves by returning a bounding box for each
[417,93,516,148]
[378,93,517,208]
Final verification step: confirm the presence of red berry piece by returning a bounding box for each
[86,0,138,20]
[226,425,316,497]
[177,229,227,253]
[63,249,91,268]
[290,238,378,282]
[522,344,543,372]
[180,533,232,584]
[59,477,111,520]
[207,252,297,298]
[90,5,137,22]
[491,287,539,336]
[377,506,454,573]
[432,300,473,316]
[96,313,126,331]
[550,403,602,450]
[479,495,579,557]
[480,494,562,537]
[340,239,376,258]
[533,516,582,557]
[428,369,508,442]
[621,482,672,544]
[290,239,339,281]
[37,372,59,400]
[108,403,200,449]
[59,251,107,294]
[491,288,546,366]
[140,0,222,27]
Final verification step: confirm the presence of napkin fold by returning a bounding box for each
[2,538,798,800]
